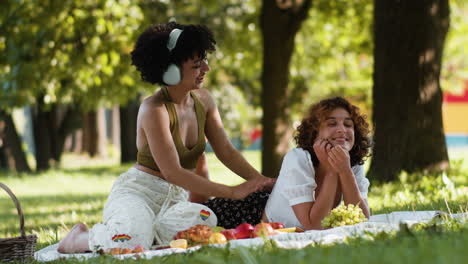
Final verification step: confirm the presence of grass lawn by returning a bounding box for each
[0,149,467,263]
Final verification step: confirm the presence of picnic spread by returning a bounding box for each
[34,211,468,262]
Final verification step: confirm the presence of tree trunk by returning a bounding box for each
[53,105,81,161]
[0,110,31,172]
[32,98,53,171]
[32,98,81,170]
[82,111,99,157]
[111,106,121,150]
[119,98,139,163]
[70,129,83,153]
[260,0,313,177]
[369,0,450,182]
[0,144,8,169]
[97,108,108,157]
[0,114,11,170]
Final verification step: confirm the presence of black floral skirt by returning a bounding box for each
[203,191,270,229]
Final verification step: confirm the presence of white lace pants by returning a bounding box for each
[88,167,189,251]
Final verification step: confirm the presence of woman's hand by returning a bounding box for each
[313,138,334,172]
[327,145,352,175]
[229,178,264,200]
[257,176,276,191]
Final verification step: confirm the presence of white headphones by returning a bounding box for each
[162,28,183,85]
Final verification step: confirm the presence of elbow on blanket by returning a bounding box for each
[302,219,326,231]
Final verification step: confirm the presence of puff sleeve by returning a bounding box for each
[279,149,318,206]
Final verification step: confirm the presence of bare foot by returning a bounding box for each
[57,223,90,253]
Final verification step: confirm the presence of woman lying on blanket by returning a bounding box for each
[57,22,274,253]
[262,96,372,229]
[206,97,372,230]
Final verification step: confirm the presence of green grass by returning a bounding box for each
[0,150,467,263]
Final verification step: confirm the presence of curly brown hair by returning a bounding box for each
[294,97,372,167]
[131,22,216,86]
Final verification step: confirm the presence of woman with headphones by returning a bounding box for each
[57,22,274,253]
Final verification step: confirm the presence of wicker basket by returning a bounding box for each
[0,182,37,262]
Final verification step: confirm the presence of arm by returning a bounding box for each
[337,169,370,218]
[201,90,275,188]
[141,101,261,200]
[189,153,210,203]
[292,171,339,230]
[328,146,370,218]
[290,139,340,230]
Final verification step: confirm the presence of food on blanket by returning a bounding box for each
[169,239,188,249]
[208,232,227,244]
[211,226,225,233]
[173,224,213,245]
[132,245,145,253]
[103,246,145,255]
[252,223,274,237]
[121,248,132,254]
[220,229,237,241]
[321,202,368,228]
[269,222,285,229]
[109,248,121,255]
[276,227,304,233]
[234,223,254,239]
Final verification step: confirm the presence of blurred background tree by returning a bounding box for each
[0,0,466,181]
[369,0,450,182]
[0,0,144,170]
[441,0,468,93]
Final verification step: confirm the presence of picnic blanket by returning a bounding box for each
[34,211,467,262]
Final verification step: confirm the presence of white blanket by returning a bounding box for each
[34,211,467,262]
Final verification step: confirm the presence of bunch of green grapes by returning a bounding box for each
[321,202,368,228]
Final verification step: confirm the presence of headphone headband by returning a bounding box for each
[167,28,183,51]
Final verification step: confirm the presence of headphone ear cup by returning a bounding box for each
[162,64,181,85]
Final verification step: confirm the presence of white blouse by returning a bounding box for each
[264,148,370,228]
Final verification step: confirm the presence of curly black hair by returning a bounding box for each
[131,22,216,85]
[294,97,372,167]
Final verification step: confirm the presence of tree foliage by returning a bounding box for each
[441,0,468,93]
[0,0,144,111]
[1,0,466,177]
[291,0,373,114]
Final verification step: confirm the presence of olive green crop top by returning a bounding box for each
[136,87,206,171]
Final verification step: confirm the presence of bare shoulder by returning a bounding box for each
[139,91,168,121]
[192,88,216,111]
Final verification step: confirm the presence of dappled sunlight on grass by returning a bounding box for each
[0,194,106,240]
[0,150,467,256]
[369,171,468,214]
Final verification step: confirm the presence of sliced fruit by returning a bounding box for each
[208,232,227,244]
[169,239,188,249]
[276,227,304,233]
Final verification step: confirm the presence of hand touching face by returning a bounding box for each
[316,108,355,151]
[327,145,352,174]
[313,138,334,172]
